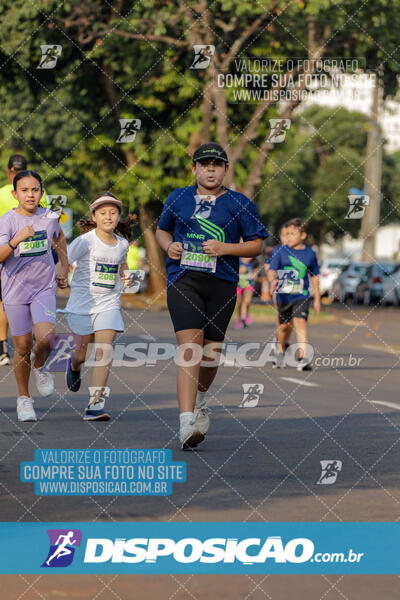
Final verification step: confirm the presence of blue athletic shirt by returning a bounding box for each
[265,244,283,264]
[158,186,268,286]
[269,244,320,304]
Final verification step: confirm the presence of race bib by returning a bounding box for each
[91,262,118,290]
[180,244,216,273]
[19,230,48,257]
[277,269,304,294]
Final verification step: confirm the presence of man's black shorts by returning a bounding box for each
[277,298,309,324]
[167,271,237,341]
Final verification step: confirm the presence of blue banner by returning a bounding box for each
[0,522,398,574]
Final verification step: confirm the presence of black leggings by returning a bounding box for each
[167,271,237,341]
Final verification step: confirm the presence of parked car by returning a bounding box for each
[319,258,350,297]
[381,265,400,305]
[354,262,399,305]
[331,262,370,303]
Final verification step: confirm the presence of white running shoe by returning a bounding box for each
[0,353,10,366]
[272,353,285,369]
[194,405,210,436]
[33,368,55,397]
[179,419,204,449]
[17,396,37,421]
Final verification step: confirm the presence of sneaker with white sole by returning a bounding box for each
[297,359,313,371]
[272,353,285,369]
[17,396,37,421]
[179,419,204,449]
[83,396,110,421]
[0,352,10,366]
[33,368,55,397]
[194,405,210,436]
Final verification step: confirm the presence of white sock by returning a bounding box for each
[195,391,206,409]
[180,411,194,425]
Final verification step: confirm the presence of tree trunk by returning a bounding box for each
[139,202,167,296]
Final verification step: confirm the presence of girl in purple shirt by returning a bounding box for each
[0,170,68,421]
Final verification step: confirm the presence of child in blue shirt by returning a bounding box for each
[268,218,320,370]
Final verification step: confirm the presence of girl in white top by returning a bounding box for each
[65,192,136,421]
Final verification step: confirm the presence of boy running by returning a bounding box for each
[156,142,268,449]
[267,218,320,371]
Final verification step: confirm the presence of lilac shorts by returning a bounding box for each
[3,292,56,336]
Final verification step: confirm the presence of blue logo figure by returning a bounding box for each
[42,529,82,568]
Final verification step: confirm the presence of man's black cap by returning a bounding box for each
[193,143,229,163]
[8,154,27,171]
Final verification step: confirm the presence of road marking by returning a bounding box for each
[340,319,367,327]
[363,344,400,355]
[280,377,320,387]
[369,400,400,411]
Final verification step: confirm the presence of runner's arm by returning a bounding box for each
[311,274,321,314]
[156,227,183,259]
[53,230,68,288]
[202,237,262,258]
[0,225,35,263]
[267,267,279,293]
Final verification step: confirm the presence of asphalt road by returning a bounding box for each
[1,302,399,598]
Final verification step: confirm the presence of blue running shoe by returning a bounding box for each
[83,396,110,421]
[66,356,81,392]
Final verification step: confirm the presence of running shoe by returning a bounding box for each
[66,356,81,392]
[33,368,55,397]
[297,359,313,372]
[17,396,37,421]
[84,396,110,421]
[235,319,244,329]
[245,315,252,325]
[272,353,285,368]
[0,352,10,366]
[0,341,10,366]
[179,420,204,449]
[194,405,210,436]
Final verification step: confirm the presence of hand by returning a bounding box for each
[167,241,183,260]
[313,297,321,315]
[202,239,225,257]
[121,271,133,287]
[55,263,68,289]
[15,225,35,244]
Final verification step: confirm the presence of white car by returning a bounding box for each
[381,265,400,305]
[319,258,350,297]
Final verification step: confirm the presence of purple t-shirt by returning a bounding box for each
[0,207,60,305]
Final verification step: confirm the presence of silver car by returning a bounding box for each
[331,262,370,303]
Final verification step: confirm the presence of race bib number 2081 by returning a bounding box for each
[19,230,48,257]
